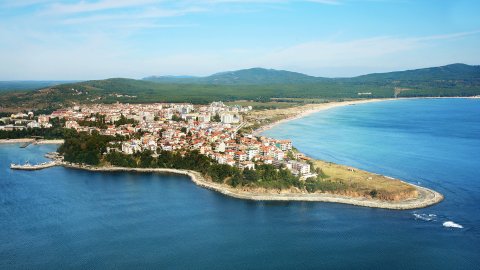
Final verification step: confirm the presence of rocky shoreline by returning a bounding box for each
[60,163,443,210]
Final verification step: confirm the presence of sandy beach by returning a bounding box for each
[35,139,64,144]
[252,98,394,135]
[252,97,479,135]
[0,138,35,144]
[0,139,64,144]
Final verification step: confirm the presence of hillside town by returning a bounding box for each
[1,102,316,179]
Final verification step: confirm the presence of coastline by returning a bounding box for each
[60,163,443,210]
[252,97,478,135]
[5,97,455,209]
[252,98,394,135]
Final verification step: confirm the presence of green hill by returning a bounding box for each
[0,64,479,112]
[350,63,480,82]
[144,67,325,84]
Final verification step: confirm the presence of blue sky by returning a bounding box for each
[0,0,479,80]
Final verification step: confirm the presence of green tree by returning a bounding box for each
[212,113,221,122]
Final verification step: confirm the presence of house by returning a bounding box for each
[273,150,284,161]
[277,140,292,151]
[234,151,247,161]
[215,142,226,153]
[65,120,80,130]
[246,148,259,160]
[239,161,255,170]
[26,121,40,128]
[37,115,50,125]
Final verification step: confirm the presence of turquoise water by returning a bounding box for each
[1,98,479,269]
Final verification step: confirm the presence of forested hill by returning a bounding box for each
[144,64,480,85]
[144,68,324,84]
[348,63,480,82]
[0,64,479,111]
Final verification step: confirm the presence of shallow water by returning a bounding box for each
[1,98,479,269]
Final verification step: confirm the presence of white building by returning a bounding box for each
[215,142,226,153]
[273,150,284,161]
[220,113,241,124]
[65,120,80,130]
[246,148,259,161]
[288,161,311,176]
[122,141,142,154]
[27,121,40,128]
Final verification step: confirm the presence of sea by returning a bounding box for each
[1,98,479,269]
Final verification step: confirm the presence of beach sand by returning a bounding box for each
[252,98,393,135]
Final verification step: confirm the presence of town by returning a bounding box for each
[1,102,317,179]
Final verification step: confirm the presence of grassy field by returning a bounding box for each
[225,100,300,110]
[270,97,338,103]
[313,160,418,201]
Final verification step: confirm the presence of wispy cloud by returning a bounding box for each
[4,0,343,28]
[45,0,158,14]
[60,7,205,25]
[415,30,480,41]
[1,0,479,79]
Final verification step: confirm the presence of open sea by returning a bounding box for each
[1,98,479,269]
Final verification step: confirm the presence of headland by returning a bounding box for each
[59,162,443,210]
[4,99,446,210]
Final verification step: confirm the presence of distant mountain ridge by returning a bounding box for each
[143,64,480,85]
[1,63,479,111]
[144,67,326,84]
[350,63,480,82]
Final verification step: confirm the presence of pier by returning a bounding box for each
[10,161,59,170]
[19,140,35,148]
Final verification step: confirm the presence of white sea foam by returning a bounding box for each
[443,221,463,229]
[413,213,436,221]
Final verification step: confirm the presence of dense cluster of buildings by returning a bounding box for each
[2,102,316,179]
[0,112,52,130]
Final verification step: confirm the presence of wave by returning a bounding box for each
[442,221,463,229]
[413,213,437,221]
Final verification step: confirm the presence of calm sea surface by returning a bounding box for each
[1,98,479,269]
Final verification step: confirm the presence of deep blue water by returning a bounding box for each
[1,98,479,269]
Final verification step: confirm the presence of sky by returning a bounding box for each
[0,0,479,80]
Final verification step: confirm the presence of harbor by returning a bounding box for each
[10,152,62,170]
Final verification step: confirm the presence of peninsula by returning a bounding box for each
[3,100,443,209]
